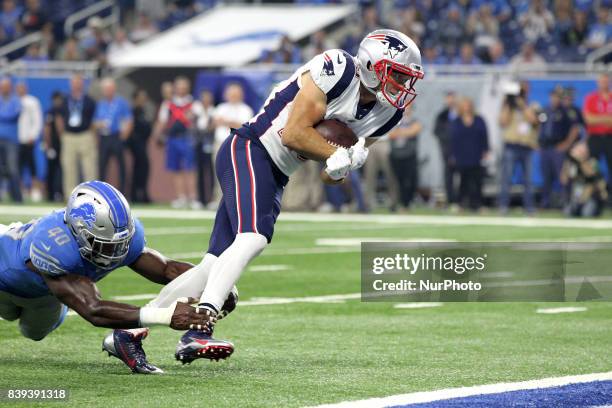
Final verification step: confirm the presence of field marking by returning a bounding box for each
[248,264,292,272]
[536,307,588,314]
[5,205,612,229]
[111,293,158,301]
[307,371,612,408]
[393,303,443,309]
[241,293,361,306]
[167,246,359,259]
[315,238,454,247]
[146,226,210,236]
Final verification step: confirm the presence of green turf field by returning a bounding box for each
[1,207,611,408]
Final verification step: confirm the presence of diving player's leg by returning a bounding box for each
[14,295,68,341]
[0,291,21,322]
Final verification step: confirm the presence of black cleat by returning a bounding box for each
[102,328,164,374]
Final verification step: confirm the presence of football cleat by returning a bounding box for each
[102,328,164,374]
[175,330,234,365]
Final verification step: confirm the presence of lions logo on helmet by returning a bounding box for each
[366,33,408,59]
[69,202,97,229]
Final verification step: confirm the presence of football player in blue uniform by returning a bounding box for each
[0,180,222,374]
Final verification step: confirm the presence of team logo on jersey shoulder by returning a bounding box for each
[321,53,335,76]
[367,34,408,59]
[70,203,97,229]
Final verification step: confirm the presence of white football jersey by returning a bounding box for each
[236,49,404,176]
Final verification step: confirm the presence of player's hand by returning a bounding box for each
[348,137,368,171]
[324,147,351,181]
[170,298,217,331]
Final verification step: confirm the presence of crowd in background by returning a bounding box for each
[0,0,608,69]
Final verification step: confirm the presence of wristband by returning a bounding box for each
[138,305,175,326]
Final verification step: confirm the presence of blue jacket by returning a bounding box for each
[0,94,21,142]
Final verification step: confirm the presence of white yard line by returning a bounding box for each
[307,371,612,408]
[536,307,588,314]
[111,293,158,301]
[315,238,455,246]
[146,226,210,236]
[248,264,292,272]
[4,205,612,229]
[393,303,443,309]
[167,246,359,259]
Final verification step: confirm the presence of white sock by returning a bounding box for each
[147,253,218,308]
[200,233,267,311]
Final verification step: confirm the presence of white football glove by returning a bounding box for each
[349,137,369,171]
[325,147,351,181]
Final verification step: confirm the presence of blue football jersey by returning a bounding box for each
[0,210,146,298]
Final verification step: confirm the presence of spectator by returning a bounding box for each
[127,89,152,203]
[321,171,367,213]
[80,17,109,61]
[303,30,336,62]
[561,87,585,137]
[107,28,134,65]
[486,39,508,65]
[562,10,588,48]
[22,42,47,63]
[20,0,46,33]
[561,142,607,217]
[130,13,158,43]
[467,3,499,52]
[539,87,580,208]
[0,77,22,202]
[437,4,465,50]
[43,91,64,202]
[388,105,422,210]
[509,42,547,73]
[153,76,203,209]
[0,0,22,41]
[422,43,446,65]
[434,91,459,206]
[58,37,83,61]
[519,0,554,42]
[60,74,96,197]
[498,84,539,214]
[453,42,481,65]
[583,74,612,198]
[585,7,611,51]
[94,77,133,193]
[261,35,301,64]
[40,22,57,59]
[16,82,42,202]
[210,83,253,207]
[195,89,216,206]
[363,125,400,211]
[450,97,489,211]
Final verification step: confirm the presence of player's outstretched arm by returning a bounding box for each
[128,247,194,285]
[282,72,336,161]
[37,267,214,330]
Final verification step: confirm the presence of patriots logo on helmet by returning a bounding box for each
[70,203,97,229]
[321,53,335,76]
[368,34,408,59]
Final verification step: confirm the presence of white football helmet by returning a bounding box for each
[65,181,135,269]
[357,29,425,109]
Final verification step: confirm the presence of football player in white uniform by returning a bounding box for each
[145,29,424,363]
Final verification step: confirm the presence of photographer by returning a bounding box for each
[498,81,539,214]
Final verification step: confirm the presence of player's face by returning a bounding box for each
[376,61,421,109]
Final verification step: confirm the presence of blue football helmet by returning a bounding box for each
[65,181,134,269]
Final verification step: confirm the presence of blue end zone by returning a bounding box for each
[391,380,612,408]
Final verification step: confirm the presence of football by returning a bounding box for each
[315,119,358,149]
